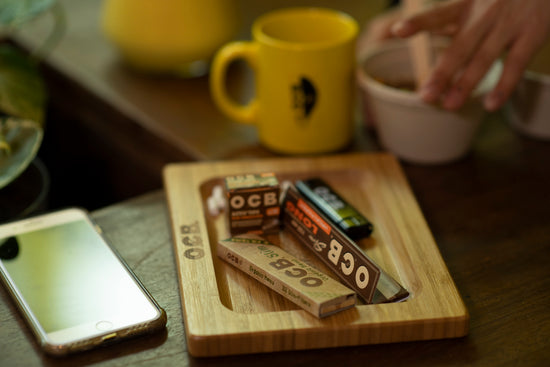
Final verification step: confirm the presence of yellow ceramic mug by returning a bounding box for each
[210,8,359,154]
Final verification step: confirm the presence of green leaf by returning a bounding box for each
[0,44,46,125]
[0,0,55,28]
[0,117,43,189]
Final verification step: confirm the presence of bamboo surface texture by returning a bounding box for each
[163,153,468,357]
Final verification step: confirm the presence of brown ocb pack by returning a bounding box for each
[225,173,280,235]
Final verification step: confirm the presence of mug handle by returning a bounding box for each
[210,41,259,124]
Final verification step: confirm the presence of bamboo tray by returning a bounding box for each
[163,153,468,357]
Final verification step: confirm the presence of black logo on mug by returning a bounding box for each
[292,77,317,120]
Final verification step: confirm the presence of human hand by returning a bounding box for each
[392,0,550,111]
[357,7,403,59]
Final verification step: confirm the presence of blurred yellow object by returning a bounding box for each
[101,0,240,77]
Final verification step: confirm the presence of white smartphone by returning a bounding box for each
[0,208,167,356]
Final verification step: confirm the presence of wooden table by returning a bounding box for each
[2,137,550,365]
[2,0,549,365]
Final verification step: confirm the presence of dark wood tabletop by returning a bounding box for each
[2,130,549,366]
[2,0,550,365]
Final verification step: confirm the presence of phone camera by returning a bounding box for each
[0,237,19,260]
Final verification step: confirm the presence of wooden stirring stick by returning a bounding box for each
[402,0,432,89]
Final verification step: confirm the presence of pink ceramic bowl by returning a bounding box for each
[357,39,501,164]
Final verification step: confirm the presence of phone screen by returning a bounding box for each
[0,209,164,350]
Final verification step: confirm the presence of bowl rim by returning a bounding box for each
[356,38,502,106]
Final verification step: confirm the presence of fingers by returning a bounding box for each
[484,28,548,110]
[440,46,501,110]
[380,0,550,111]
[392,0,495,106]
[432,1,550,111]
[439,8,512,110]
[391,0,468,37]
[357,8,403,57]
[418,9,495,105]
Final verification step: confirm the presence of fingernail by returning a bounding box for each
[443,88,464,110]
[391,21,410,36]
[419,83,439,102]
[484,92,501,111]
